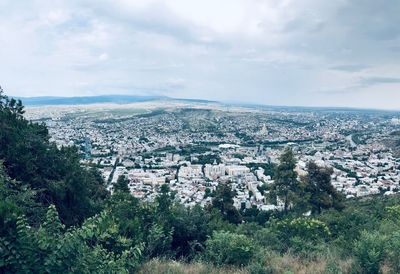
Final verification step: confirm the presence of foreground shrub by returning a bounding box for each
[254,227,281,251]
[272,217,331,255]
[353,231,386,274]
[287,236,328,258]
[204,231,256,266]
[275,217,331,241]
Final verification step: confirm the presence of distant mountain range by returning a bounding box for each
[16,95,218,106]
[13,94,399,113]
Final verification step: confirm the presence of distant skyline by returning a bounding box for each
[1,0,400,110]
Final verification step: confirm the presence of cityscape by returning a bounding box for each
[26,100,400,211]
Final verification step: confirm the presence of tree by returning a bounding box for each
[156,184,175,220]
[0,86,24,118]
[0,88,108,227]
[212,183,242,224]
[156,184,175,219]
[0,161,40,236]
[114,175,130,193]
[170,204,212,258]
[303,161,344,214]
[204,187,211,198]
[270,147,300,213]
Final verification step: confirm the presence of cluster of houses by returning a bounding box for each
[24,104,400,210]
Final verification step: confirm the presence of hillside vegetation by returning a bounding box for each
[0,88,399,274]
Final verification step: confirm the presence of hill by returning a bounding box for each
[17,95,168,106]
[15,95,219,106]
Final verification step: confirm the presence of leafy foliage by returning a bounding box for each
[386,204,400,221]
[272,217,330,255]
[275,217,331,240]
[0,205,143,273]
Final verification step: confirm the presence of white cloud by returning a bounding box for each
[0,0,399,109]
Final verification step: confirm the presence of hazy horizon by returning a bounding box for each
[1,0,400,109]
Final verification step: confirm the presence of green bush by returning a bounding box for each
[254,227,281,251]
[277,218,331,239]
[273,217,330,253]
[204,231,256,266]
[145,223,173,258]
[288,236,328,258]
[386,205,400,221]
[353,231,386,274]
[0,205,143,273]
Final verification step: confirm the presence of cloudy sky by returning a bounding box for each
[1,0,399,109]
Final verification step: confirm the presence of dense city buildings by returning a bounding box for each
[25,101,400,210]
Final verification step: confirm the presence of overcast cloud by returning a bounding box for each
[0,0,399,109]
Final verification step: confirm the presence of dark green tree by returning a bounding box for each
[303,161,344,214]
[156,184,175,218]
[142,184,176,258]
[212,183,242,224]
[114,175,130,193]
[170,204,212,258]
[0,86,24,118]
[0,88,108,226]
[270,147,300,213]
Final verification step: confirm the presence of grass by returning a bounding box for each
[139,259,248,274]
[138,254,354,274]
[263,253,352,274]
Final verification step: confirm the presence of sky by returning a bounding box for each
[0,0,400,109]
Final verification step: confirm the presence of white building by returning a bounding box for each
[225,165,250,176]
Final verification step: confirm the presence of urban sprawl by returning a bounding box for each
[26,101,400,211]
